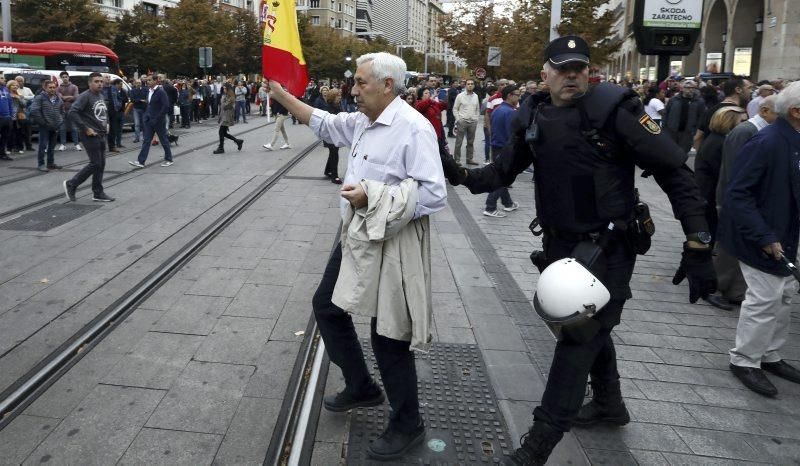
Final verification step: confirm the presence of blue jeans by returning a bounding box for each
[37,129,58,166]
[132,108,144,141]
[59,113,79,146]
[485,145,513,211]
[235,100,247,123]
[137,116,173,164]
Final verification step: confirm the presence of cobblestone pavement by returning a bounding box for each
[1,120,798,465]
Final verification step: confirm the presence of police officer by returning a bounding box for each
[442,36,717,465]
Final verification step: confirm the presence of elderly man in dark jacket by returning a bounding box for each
[718,81,800,397]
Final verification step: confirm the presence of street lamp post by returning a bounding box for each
[2,0,11,41]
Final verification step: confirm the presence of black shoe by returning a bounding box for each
[213,148,224,154]
[505,422,563,466]
[236,139,244,151]
[367,422,425,461]
[63,180,76,201]
[574,380,630,426]
[168,134,179,145]
[703,295,734,311]
[730,364,777,397]
[47,164,63,170]
[331,177,343,185]
[323,383,384,412]
[762,360,800,384]
[92,192,115,202]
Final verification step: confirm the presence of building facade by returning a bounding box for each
[93,0,179,19]
[296,0,358,36]
[607,0,800,82]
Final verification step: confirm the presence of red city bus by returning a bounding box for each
[0,41,119,72]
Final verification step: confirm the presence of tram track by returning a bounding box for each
[0,119,274,221]
[0,137,323,445]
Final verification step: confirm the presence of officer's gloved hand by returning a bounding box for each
[441,151,467,186]
[672,244,717,303]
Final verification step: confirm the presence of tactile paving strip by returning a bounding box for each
[0,204,101,231]
[346,341,510,465]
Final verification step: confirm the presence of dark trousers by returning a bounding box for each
[113,113,124,147]
[191,100,201,122]
[211,95,219,117]
[446,109,455,135]
[0,117,11,152]
[324,143,339,178]
[312,245,421,433]
[137,117,173,164]
[17,119,32,149]
[533,235,635,432]
[69,135,106,195]
[107,111,119,149]
[180,105,191,127]
[483,126,490,161]
[37,129,58,166]
[485,146,512,211]
[218,125,238,148]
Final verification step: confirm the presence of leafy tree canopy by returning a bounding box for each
[10,0,115,45]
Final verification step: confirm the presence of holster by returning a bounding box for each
[627,192,655,255]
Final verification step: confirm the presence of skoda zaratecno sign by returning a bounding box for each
[643,0,702,29]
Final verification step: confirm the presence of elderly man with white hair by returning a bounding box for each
[718,81,800,397]
[267,52,446,460]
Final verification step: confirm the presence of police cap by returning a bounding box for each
[544,35,590,67]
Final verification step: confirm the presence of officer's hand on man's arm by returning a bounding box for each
[672,241,717,303]
[440,150,467,186]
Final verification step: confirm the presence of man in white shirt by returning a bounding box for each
[452,79,480,165]
[746,84,775,118]
[267,52,446,461]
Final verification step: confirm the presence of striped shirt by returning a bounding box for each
[309,96,447,219]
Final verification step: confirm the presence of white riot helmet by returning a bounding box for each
[533,258,610,325]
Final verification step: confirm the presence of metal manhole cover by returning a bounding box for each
[346,342,511,465]
[0,204,102,231]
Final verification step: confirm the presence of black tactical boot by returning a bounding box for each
[505,422,563,465]
[573,379,630,426]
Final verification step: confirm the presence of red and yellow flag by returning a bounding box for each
[260,0,308,97]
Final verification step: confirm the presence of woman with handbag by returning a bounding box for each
[213,83,243,154]
[7,81,26,154]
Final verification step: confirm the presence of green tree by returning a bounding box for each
[438,0,619,80]
[557,0,619,66]
[224,9,262,75]
[113,4,163,74]
[148,0,228,76]
[9,0,115,45]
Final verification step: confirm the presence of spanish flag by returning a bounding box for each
[260,0,309,97]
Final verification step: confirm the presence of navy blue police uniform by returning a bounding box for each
[442,36,716,465]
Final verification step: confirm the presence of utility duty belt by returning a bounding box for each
[528,190,655,274]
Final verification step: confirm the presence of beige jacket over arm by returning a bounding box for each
[331,178,433,352]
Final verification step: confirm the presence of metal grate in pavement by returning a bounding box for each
[346,342,511,465]
[0,204,101,231]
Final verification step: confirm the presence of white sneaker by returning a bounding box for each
[483,209,507,218]
[280,143,291,150]
[263,143,273,151]
[56,144,66,151]
[74,144,82,151]
[160,161,173,167]
[502,202,520,212]
[128,160,145,168]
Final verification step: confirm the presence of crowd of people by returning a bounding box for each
[0,37,798,465]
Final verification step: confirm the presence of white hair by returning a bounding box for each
[760,94,777,111]
[356,52,407,95]
[775,81,800,118]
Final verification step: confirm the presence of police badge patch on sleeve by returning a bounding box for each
[638,114,661,135]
